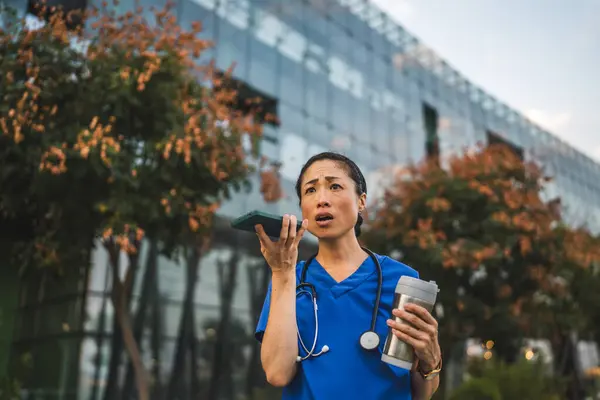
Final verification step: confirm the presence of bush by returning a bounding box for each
[449,377,501,400]
[450,359,566,400]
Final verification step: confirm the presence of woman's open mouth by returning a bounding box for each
[315,213,333,227]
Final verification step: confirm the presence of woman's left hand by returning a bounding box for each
[386,303,441,371]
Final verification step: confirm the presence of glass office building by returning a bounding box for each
[3,0,600,399]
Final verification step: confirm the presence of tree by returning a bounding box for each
[364,143,598,364]
[0,2,270,398]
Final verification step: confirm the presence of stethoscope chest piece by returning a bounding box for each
[359,330,380,351]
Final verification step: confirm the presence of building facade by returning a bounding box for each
[3,0,600,399]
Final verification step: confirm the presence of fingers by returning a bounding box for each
[403,304,439,330]
[387,318,429,343]
[255,224,272,249]
[294,219,309,246]
[392,307,437,337]
[389,326,426,351]
[279,214,290,244]
[286,214,297,246]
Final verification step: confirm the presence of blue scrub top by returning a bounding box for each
[255,252,420,400]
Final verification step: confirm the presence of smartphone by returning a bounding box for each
[231,210,303,238]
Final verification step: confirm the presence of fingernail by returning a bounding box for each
[386,319,393,325]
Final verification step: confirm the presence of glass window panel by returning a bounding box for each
[157,255,186,302]
[372,56,389,89]
[371,31,388,57]
[390,123,410,165]
[407,117,426,162]
[279,103,304,136]
[329,23,349,57]
[302,4,329,46]
[347,137,371,171]
[247,38,278,96]
[161,302,184,338]
[347,13,369,46]
[306,141,328,159]
[279,56,304,108]
[352,97,371,140]
[276,178,303,217]
[277,24,307,64]
[216,0,250,31]
[306,117,333,150]
[261,125,280,160]
[180,1,216,41]
[191,0,216,11]
[252,5,285,47]
[279,132,307,182]
[372,109,390,153]
[215,18,248,80]
[331,86,351,134]
[84,294,106,332]
[330,6,349,29]
[352,42,371,78]
[305,68,328,121]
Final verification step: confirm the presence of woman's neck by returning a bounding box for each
[316,232,367,273]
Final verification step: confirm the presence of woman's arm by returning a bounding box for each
[386,303,442,400]
[260,269,299,387]
[255,215,308,387]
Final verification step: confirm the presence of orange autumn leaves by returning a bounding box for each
[1,1,266,257]
[373,143,599,272]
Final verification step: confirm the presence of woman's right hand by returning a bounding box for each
[255,214,308,274]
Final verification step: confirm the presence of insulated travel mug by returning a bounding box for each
[381,276,439,370]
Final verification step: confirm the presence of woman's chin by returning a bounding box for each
[314,227,353,241]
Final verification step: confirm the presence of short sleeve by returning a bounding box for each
[254,280,272,343]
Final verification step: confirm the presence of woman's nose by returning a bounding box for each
[317,192,331,207]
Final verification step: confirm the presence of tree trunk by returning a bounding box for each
[208,250,240,400]
[554,330,586,400]
[122,240,158,400]
[245,261,270,399]
[150,252,164,400]
[104,239,149,400]
[104,247,125,400]
[113,286,150,400]
[167,246,201,399]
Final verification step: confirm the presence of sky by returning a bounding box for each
[370,0,600,162]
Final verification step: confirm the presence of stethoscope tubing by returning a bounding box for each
[295,247,383,360]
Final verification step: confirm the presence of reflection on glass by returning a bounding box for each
[279,56,304,108]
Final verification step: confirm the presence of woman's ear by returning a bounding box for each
[358,193,367,213]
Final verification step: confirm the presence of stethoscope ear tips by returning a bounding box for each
[322,345,330,353]
[296,356,302,363]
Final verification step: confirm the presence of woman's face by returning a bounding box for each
[299,159,366,240]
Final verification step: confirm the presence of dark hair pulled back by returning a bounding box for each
[294,152,367,237]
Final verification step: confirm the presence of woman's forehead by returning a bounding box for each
[303,160,350,180]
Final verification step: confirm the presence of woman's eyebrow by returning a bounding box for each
[304,176,340,187]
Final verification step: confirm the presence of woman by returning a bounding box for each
[254,152,442,399]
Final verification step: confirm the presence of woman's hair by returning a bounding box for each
[295,152,367,237]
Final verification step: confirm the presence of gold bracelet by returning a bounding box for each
[418,359,442,381]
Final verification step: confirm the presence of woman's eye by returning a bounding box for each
[331,183,342,190]
[305,187,315,194]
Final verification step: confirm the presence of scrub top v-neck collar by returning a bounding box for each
[308,256,378,299]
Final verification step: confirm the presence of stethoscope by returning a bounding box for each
[295,247,383,362]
